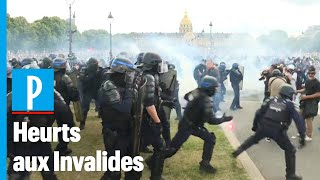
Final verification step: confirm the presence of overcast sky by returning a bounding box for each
[7,0,320,36]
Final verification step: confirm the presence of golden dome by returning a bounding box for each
[180,11,192,25]
[179,10,193,33]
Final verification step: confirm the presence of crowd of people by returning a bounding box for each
[6,52,235,180]
[6,51,320,180]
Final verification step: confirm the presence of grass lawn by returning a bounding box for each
[28,108,249,180]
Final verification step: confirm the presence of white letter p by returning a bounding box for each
[27,76,42,110]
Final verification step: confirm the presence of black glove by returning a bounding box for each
[151,122,163,136]
[223,116,233,122]
[162,100,176,109]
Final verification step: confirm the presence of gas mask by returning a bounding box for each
[205,87,216,97]
[124,71,135,85]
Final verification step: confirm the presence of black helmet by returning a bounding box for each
[139,52,163,71]
[272,69,282,77]
[20,58,34,67]
[10,58,20,68]
[52,58,67,71]
[219,62,226,71]
[279,85,295,100]
[110,57,135,73]
[41,57,53,69]
[199,75,219,96]
[86,57,99,73]
[135,52,144,65]
[232,63,239,69]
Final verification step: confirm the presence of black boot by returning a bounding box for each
[100,171,121,180]
[199,160,217,174]
[150,152,165,180]
[55,143,72,156]
[285,154,302,180]
[79,122,85,130]
[232,135,259,158]
[41,172,58,180]
[232,148,243,158]
[163,147,177,159]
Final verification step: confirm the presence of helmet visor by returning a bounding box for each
[158,61,168,74]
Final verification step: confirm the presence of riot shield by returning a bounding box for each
[132,75,147,156]
[72,101,82,122]
[160,69,177,92]
[239,66,244,90]
[68,70,83,122]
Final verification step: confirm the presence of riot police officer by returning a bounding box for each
[40,57,53,69]
[159,62,177,147]
[52,58,78,155]
[232,85,305,180]
[98,57,142,180]
[9,58,21,69]
[7,64,58,180]
[137,52,167,180]
[165,75,233,173]
[78,57,102,130]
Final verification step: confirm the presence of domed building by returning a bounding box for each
[179,11,193,33]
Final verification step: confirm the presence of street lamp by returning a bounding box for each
[209,21,213,52]
[65,0,76,57]
[108,12,114,60]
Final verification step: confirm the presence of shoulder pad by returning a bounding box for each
[102,80,117,91]
[62,74,73,86]
[184,89,200,101]
[145,74,155,84]
[144,74,156,101]
[262,97,273,106]
[99,80,121,105]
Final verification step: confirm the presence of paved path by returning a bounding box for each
[219,99,320,180]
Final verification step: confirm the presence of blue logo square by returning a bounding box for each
[12,69,54,111]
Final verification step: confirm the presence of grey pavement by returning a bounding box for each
[219,98,320,180]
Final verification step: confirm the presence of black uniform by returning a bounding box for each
[140,73,167,180]
[137,52,167,180]
[78,65,102,129]
[98,71,142,180]
[54,70,78,154]
[167,85,232,173]
[7,92,61,180]
[54,71,79,106]
[233,93,305,180]
[159,68,178,147]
